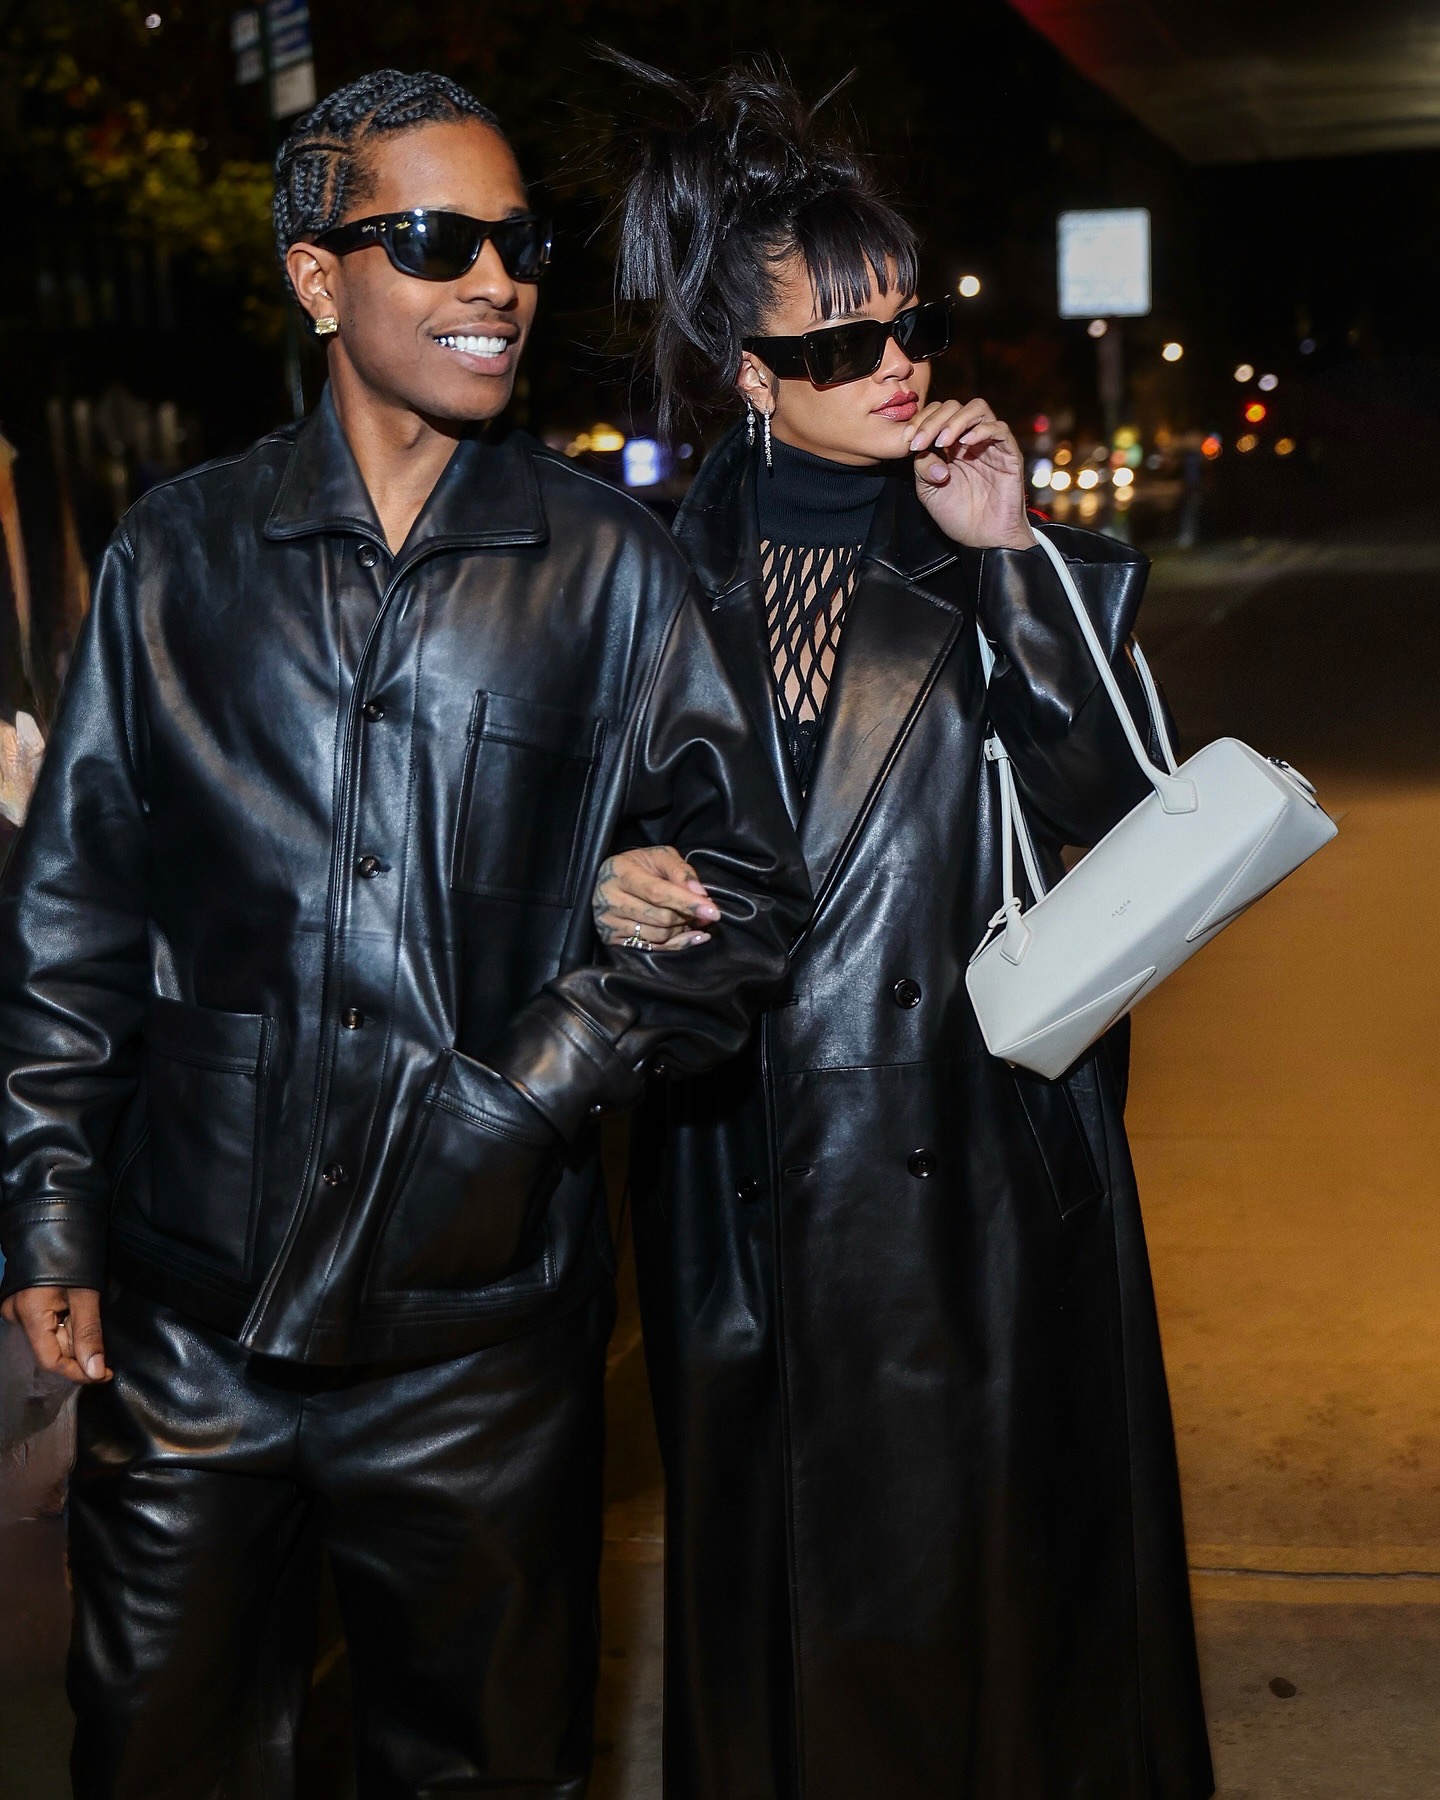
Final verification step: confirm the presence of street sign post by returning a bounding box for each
[232,2,314,418]
[1058,208,1152,438]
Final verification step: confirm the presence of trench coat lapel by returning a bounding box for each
[708,582,803,825]
[674,428,974,886]
[797,481,969,910]
[674,425,802,824]
[797,560,965,908]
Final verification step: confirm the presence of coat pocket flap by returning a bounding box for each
[474,692,605,762]
[144,995,268,1075]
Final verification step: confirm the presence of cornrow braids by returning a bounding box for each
[273,69,504,300]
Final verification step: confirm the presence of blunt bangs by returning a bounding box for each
[790,191,920,323]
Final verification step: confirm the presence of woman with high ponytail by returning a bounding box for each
[592,56,1214,1800]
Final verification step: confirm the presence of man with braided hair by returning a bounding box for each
[0,68,807,1797]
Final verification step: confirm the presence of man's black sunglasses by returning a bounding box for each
[743,296,953,387]
[313,209,553,284]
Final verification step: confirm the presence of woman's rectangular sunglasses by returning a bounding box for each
[313,209,552,283]
[742,295,953,387]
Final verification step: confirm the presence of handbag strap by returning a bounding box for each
[1029,530,1196,813]
[975,529,1186,964]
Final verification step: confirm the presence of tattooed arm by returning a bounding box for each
[592,845,719,952]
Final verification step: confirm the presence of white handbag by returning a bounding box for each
[965,530,1338,1080]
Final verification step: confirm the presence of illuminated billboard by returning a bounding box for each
[1057,209,1152,319]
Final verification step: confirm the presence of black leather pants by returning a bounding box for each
[66,1282,613,1800]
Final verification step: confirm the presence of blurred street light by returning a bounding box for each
[1161,341,1184,362]
[1275,437,1297,456]
[1087,318,1109,338]
[1244,401,1268,424]
[1050,469,1073,490]
[1202,434,1223,459]
[1077,467,1100,489]
[958,274,982,298]
[1233,363,1255,382]
[1236,433,1259,453]
[1258,372,1279,392]
[1112,467,1135,488]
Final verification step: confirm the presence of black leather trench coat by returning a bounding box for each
[0,394,809,1364]
[631,427,1214,1800]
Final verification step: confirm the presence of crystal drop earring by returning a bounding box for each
[762,405,774,473]
[745,399,757,448]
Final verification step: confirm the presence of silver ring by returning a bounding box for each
[622,928,648,950]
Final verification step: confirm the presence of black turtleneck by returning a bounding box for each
[755,436,887,548]
[756,437,886,791]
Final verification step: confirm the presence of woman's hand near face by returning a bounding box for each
[592,845,720,951]
[906,399,1036,552]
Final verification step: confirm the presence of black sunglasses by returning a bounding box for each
[742,296,953,387]
[313,209,553,283]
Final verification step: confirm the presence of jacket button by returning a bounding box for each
[357,543,379,569]
[736,1177,759,1204]
[893,978,922,1009]
[361,698,385,722]
[356,854,382,879]
[907,1149,936,1179]
[340,1007,364,1030]
[322,1162,347,1186]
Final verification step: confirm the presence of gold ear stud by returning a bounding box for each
[313,315,339,338]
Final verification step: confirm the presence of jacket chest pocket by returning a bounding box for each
[143,996,270,1275]
[450,692,606,907]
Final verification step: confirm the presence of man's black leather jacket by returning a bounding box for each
[0,393,809,1362]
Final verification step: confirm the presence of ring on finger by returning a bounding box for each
[622,924,650,950]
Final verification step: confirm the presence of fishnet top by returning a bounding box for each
[761,539,864,791]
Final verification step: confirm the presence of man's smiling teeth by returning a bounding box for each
[436,333,508,356]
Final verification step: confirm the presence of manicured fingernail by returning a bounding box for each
[689,933,711,946]
[86,1355,105,1379]
[695,903,721,922]
[684,881,709,896]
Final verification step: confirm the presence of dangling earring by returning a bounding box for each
[745,398,757,448]
[761,405,774,474]
[313,314,339,338]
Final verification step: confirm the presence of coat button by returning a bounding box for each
[340,1007,364,1030]
[356,854,382,879]
[322,1162,348,1186]
[361,698,385,722]
[907,1149,936,1178]
[357,543,379,569]
[893,978,922,1009]
[736,1177,759,1204]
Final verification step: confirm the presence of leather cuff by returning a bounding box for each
[487,993,644,1147]
[0,1200,108,1299]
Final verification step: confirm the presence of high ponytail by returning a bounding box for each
[604,52,919,436]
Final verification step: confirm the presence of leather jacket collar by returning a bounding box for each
[265,385,549,560]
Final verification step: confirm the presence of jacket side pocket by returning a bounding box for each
[143,995,269,1275]
[367,1050,562,1299]
[1011,1063,1103,1221]
[450,692,606,906]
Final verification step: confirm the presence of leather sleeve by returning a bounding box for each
[977,522,1170,848]
[0,533,150,1297]
[488,585,810,1145]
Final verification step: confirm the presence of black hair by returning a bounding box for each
[273,69,504,299]
[606,52,919,435]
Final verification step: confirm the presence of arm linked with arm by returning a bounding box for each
[0,533,150,1299]
[488,585,810,1145]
